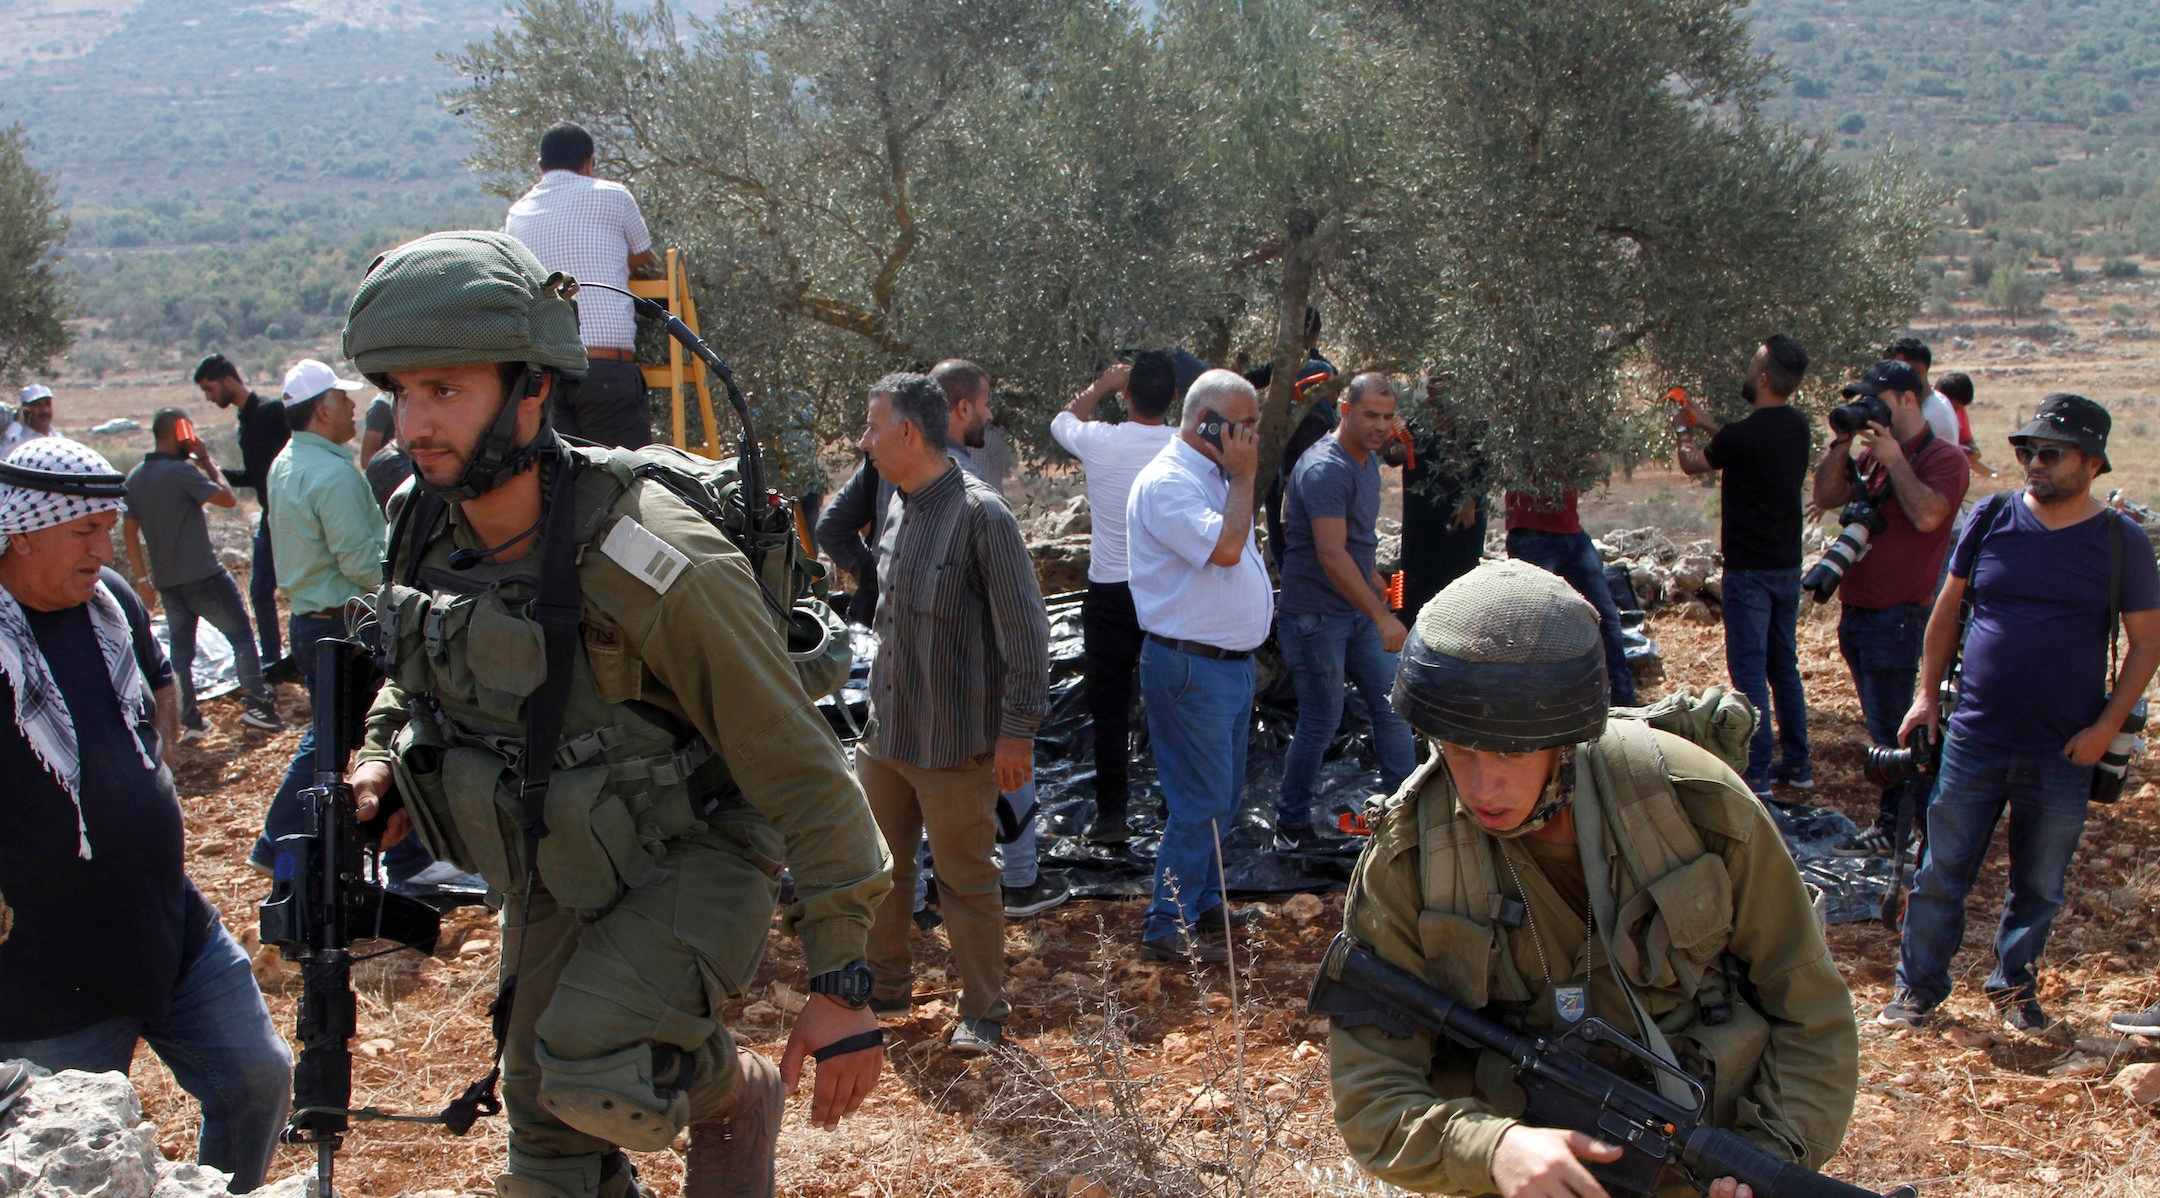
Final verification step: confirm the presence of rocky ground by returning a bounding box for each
[106,597,2158,1198]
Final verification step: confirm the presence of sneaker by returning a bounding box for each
[948,1017,1003,1056]
[262,656,302,686]
[1773,768,1816,790]
[1140,929,1227,965]
[1272,822,1334,852]
[911,905,944,933]
[176,720,209,744]
[869,994,913,1018]
[1002,874,1072,918]
[1831,826,1895,858]
[2109,1004,2160,1036]
[239,704,285,731]
[1876,988,1938,1030]
[1996,994,2059,1036]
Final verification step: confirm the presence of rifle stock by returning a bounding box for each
[1308,933,1913,1198]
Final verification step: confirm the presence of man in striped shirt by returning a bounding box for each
[504,122,657,448]
[857,372,1050,1056]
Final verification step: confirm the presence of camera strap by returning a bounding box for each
[2107,509,2124,682]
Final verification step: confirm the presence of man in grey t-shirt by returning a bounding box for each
[122,408,282,735]
[1273,372,1418,846]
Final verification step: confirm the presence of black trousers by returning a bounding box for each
[557,357,653,449]
[1081,580,1145,810]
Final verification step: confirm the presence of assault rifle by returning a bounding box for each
[259,638,495,1198]
[1308,933,1915,1198]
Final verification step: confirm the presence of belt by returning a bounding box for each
[585,347,637,362]
[1146,631,1251,661]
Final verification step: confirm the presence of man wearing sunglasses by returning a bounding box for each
[1879,394,2160,1036]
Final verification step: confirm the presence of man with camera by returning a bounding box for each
[1810,360,1970,858]
[1676,336,1815,801]
[1879,395,2159,1034]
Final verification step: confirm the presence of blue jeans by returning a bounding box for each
[248,520,281,661]
[161,570,272,725]
[1720,568,1809,790]
[0,923,291,1191]
[1140,639,1254,940]
[1505,529,1636,705]
[1837,602,1930,828]
[1895,730,2093,1007]
[260,612,432,879]
[1275,610,1418,829]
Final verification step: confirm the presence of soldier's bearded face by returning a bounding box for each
[388,364,545,487]
[1440,743,1562,832]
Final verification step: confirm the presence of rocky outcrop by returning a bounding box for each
[0,1063,313,1198]
[1592,525,1838,625]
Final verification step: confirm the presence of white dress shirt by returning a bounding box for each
[1125,436,1274,651]
[1052,410,1175,584]
[504,171,653,351]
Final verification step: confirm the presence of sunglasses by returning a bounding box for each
[2013,445,2073,467]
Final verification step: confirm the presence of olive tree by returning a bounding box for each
[0,113,70,384]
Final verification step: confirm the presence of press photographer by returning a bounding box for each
[1809,360,1970,859]
[1879,395,2160,1036]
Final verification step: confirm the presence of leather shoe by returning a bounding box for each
[1140,929,1226,965]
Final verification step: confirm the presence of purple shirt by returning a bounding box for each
[1949,496,2160,754]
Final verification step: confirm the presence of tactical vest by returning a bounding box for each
[372,447,840,914]
[1409,695,1780,1127]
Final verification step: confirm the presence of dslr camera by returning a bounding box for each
[1801,464,1889,602]
[1827,393,1893,438]
[1864,721,1939,789]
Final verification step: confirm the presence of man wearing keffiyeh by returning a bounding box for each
[0,437,292,1193]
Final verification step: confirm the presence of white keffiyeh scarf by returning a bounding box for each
[1,436,156,859]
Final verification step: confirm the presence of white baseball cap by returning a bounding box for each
[19,384,53,405]
[280,359,366,406]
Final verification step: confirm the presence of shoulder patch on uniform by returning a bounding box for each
[600,516,692,594]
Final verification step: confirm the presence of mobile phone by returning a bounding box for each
[172,416,198,448]
[1196,407,1226,451]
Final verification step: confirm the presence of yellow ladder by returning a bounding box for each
[628,249,726,459]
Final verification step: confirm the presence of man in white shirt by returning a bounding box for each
[1125,369,1273,964]
[503,122,657,448]
[2,385,57,456]
[1885,337,1960,445]
[1052,352,1178,843]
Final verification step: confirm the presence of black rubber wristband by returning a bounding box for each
[811,1029,885,1062]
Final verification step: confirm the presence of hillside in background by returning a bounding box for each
[1752,0,2160,264]
[2,0,2156,390]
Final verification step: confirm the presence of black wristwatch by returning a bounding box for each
[808,962,874,1009]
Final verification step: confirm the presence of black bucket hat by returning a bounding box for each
[2010,392,2111,474]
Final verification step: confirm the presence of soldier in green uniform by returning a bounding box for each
[1328,561,1858,1198]
[337,231,893,1198]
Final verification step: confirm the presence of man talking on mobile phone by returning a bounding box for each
[1123,369,1274,964]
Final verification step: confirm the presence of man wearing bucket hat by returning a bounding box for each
[0,437,292,1192]
[1880,394,2160,1036]
[1325,560,1857,1198]
[333,230,890,1198]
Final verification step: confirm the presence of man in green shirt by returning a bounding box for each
[249,359,459,891]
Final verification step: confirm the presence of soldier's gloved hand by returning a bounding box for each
[1491,1125,1622,1198]
[781,993,882,1131]
[349,760,413,846]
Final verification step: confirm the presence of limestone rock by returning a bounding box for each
[1029,534,1092,599]
[2114,1062,2160,1106]
[1280,893,1326,925]
[0,1065,268,1198]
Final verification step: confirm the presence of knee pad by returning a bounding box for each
[533,1042,699,1152]
[498,1148,642,1198]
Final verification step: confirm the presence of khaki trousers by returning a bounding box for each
[858,749,1010,1023]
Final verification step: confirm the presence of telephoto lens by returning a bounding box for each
[1828,394,1892,436]
[2091,698,2149,804]
[1864,724,1937,789]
